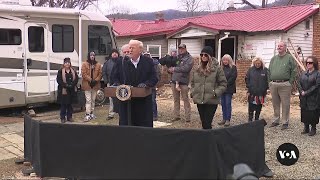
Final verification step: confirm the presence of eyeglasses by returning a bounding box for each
[306,62,313,65]
[200,54,209,57]
[123,51,130,54]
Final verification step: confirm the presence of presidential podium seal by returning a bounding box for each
[115,85,131,101]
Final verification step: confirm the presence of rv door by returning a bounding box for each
[24,22,50,102]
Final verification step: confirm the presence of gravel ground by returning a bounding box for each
[1,87,319,179]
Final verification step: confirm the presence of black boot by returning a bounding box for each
[301,123,309,134]
[248,103,254,122]
[309,125,316,136]
[255,105,262,121]
[248,111,254,122]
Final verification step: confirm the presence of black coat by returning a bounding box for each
[111,55,158,127]
[298,70,320,110]
[223,65,237,94]
[245,66,269,96]
[56,68,78,105]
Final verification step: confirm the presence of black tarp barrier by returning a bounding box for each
[24,115,269,179]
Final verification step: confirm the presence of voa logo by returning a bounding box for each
[278,150,297,159]
[276,143,299,166]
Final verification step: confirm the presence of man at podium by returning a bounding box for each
[111,40,158,127]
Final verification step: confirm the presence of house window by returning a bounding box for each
[52,25,74,52]
[88,25,112,55]
[305,19,310,30]
[28,26,44,52]
[147,45,161,59]
[0,28,21,45]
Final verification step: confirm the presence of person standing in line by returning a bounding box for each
[121,44,130,57]
[298,56,320,136]
[190,46,227,129]
[245,57,269,122]
[168,44,194,123]
[218,54,237,127]
[81,51,102,122]
[56,58,78,123]
[268,41,296,130]
[103,48,120,120]
[144,51,161,121]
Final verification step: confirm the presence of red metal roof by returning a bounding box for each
[112,4,319,37]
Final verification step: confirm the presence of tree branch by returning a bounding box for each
[241,0,257,9]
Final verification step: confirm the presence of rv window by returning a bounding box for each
[88,25,112,55]
[28,26,44,52]
[0,29,21,45]
[52,25,74,52]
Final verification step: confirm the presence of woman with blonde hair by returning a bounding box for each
[245,57,269,122]
[218,54,237,127]
[190,46,227,129]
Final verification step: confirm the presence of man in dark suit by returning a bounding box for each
[111,40,158,127]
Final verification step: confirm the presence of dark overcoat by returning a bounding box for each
[298,70,320,111]
[222,65,237,94]
[111,55,158,127]
[56,68,79,105]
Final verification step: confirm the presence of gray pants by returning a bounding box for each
[269,81,292,124]
[171,84,191,121]
[107,83,115,117]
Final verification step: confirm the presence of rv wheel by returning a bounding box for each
[95,88,106,106]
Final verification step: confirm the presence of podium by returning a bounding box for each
[105,85,152,125]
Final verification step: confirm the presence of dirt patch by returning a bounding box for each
[1,87,319,179]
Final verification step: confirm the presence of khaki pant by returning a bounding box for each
[171,84,191,121]
[269,81,292,124]
[85,90,97,114]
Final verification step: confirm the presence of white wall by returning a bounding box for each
[283,17,313,60]
[238,18,313,67]
[181,39,202,57]
[238,33,280,67]
[168,39,177,52]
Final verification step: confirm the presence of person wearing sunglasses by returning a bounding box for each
[297,56,320,136]
[190,46,227,129]
[218,54,237,127]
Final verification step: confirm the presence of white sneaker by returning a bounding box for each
[90,113,97,119]
[84,114,91,122]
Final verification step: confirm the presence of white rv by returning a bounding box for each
[0,4,116,109]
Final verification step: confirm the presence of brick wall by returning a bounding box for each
[235,59,252,88]
[313,1,320,68]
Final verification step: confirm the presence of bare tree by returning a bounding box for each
[30,0,97,10]
[204,0,227,12]
[178,0,203,16]
[110,5,131,15]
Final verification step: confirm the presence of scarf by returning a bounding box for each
[62,68,76,95]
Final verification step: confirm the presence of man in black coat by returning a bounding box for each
[111,40,158,127]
